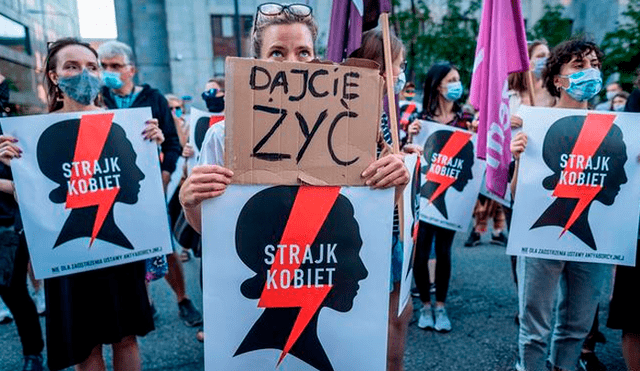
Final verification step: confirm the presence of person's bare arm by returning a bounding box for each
[510,132,528,198]
[179,165,233,234]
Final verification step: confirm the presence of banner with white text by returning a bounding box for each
[413,120,485,232]
[0,108,173,278]
[507,106,640,265]
[202,185,393,371]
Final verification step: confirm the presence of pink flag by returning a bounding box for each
[469,0,529,198]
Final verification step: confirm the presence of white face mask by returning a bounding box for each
[394,72,406,95]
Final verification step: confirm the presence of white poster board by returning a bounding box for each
[413,120,485,232]
[0,108,173,278]
[398,154,419,316]
[507,106,640,266]
[202,184,393,371]
[188,107,224,172]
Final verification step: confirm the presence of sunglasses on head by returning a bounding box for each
[253,3,313,31]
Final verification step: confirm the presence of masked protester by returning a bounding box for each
[201,78,225,113]
[510,38,612,371]
[595,81,623,111]
[609,91,629,112]
[97,41,203,331]
[406,62,471,335]
[0,37,165,371]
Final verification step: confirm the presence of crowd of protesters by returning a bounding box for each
[0,2,639,371]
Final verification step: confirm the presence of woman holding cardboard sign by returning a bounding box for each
[179,3,409,370]
[0,38,164,371]
[180,4,408,233]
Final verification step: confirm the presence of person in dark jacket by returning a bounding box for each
[97,41,202,328]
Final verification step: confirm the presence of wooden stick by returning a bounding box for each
[380,12,405,239]
[526,70,536,107]
[380,13,401,154]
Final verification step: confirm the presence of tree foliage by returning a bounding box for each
[526,4,574,48]
[601,0,640,89]
[392,0,481,91]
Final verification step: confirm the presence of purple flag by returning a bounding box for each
[469,0,529,198]
[327,0,391,63]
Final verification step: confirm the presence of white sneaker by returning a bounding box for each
[0,298,13,324]
[417,306,434,329]
[34,288,46,315]
[434,307,452,332]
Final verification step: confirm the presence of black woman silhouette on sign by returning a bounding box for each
[37,118,145,250]
[233,186,368,371]
[531,115,627,250]
[420,130,475,219]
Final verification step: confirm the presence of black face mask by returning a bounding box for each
[202,92,225,113]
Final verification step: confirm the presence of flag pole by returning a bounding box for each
[380,12,405,239]
[526,70,536,106]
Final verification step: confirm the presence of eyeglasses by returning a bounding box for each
[253,3,313,31]
[100,62,129,71]
[399,61,407,72]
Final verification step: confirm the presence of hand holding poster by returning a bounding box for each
[507,106,640,266]
[413,120,485,232]
[0,108,173,278]
[224,57,383,185]
[202,185,393,371]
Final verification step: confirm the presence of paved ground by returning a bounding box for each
[0,230,627,370]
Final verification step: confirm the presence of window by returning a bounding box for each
[0,14,31,55]
[211,14,253,59]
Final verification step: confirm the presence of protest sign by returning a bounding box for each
[507,106,640,266]
[224,57,383,185]
[479,170,512,208]
[188,107,224,171]
[202,184,393,371]
[413,120,485,232]
[0,108,173,278]
[398,154,420,316]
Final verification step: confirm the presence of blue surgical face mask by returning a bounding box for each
[394,72,406,95]
[174,107,183,118]
[533,57,547,79]
[559,68,603,102]
[613,103,625,112]
[102,70,124,90]
[444,81,463,101]
[57,69,103,106]
[606,91,618,101]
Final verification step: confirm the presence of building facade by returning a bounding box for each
[0,0,80,114]
[113,0,332,111]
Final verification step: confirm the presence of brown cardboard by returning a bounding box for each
[224,57,383,185]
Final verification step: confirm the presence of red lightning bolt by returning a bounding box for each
[258,186,340,366]
[65,113,119,246]
[552,114,616,237]
[209,115,224,127]
[425,131,473,202]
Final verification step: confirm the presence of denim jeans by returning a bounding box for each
[516,256,612,371]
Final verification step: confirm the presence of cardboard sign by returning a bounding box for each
[0,108,173,278]
[202,185,393,371]
[224,57,383,185]
[398,154,420,316]
[507,107,640,266]
[413,120,485,232]
[188,107,224,172]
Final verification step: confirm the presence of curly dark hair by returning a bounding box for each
[542,38,604,98]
